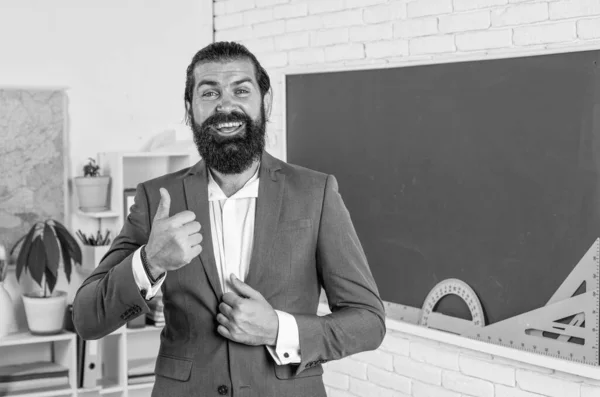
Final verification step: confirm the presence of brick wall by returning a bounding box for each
[321,327,600,396]
[214,0,600,161]
[212,0,600,395]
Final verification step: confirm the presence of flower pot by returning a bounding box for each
[80,245,110,273]
[74,176,111,212]
[22,290,68,335]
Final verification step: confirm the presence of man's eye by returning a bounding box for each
[236,89,249,95]
[202,91,218,98]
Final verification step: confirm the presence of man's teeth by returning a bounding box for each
[216,122,243,129]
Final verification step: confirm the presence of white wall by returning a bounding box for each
[0,0,212,321]
[213,0,600,396]
[0,0,212,163]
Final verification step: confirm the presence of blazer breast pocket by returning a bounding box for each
[278,218,312,232]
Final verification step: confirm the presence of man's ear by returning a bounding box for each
[264,89,273,121]
[184,100,192,125]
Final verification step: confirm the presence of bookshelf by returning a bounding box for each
[72,150,199,396]
[76,325,162,397]
[75,150,200,243]
[0,331,77,397]
[0,151,199,397]
[97,151,200,233]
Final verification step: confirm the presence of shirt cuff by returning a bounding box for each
[266,310,301,365]
[132,246,165,300]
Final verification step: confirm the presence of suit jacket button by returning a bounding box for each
[218,385,228,395]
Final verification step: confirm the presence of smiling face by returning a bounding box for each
[189,58,267,174]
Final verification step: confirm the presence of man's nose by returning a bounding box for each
[216,95,236,113]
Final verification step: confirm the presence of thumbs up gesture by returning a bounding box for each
[144,188,203,278]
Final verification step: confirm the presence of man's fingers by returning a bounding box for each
[170,210,196,226]
[217,325,232,340]
[219,302,233,318]
[229,274,260,299]
[182,221,201,235]
[222,292,242,307]
[153,188,171,221]
[190,244,203,258]
[216,313,230,327]
[189,233,203,247]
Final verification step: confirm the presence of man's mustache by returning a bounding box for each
[204,111,249,127]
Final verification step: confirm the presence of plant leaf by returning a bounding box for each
[63,250,72,283]
[44,266,57,295]
[27,237,47,288]
[43,223,60,278]
[53,221,82,265]
[15,226,37,281]
[53,224,72,283]
[10,234,26,257]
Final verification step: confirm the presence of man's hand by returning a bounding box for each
[144,188,203,278]
[217,274,279,346]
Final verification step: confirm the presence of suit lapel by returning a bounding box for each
[246,153,285,287]
[183,161,223,299]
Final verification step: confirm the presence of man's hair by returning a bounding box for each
[184,41,271,125]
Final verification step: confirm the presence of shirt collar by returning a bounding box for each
[208,165,260,202]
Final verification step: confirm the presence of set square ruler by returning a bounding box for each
[386,238,600,365]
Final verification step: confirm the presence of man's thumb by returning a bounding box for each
[154,188,171,221]
[230,274,259,299]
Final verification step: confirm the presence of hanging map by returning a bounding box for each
[0,89,66,258]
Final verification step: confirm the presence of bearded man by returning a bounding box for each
[73,41,385,397]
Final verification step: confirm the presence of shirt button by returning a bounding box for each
[283,352,289,358]
[218,385,228,395]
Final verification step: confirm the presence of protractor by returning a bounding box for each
[419,278,485,328]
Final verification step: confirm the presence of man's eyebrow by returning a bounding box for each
[197,79,218,88]
[232,77,254,86]
[196,77,255,89]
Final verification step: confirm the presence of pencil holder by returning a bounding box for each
[80,245,110,274]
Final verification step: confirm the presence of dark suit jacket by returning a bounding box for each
[72,152,385,397]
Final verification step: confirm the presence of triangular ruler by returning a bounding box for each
[463,238,600,365]
[419,239,600,366]
[547,239,599,305]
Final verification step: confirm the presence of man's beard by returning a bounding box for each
[191,105,266,174]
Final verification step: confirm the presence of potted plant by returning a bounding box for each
[10,219,82,335]
[76,229,112,274]
[74,157,111,212]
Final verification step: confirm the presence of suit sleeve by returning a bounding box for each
[293,174,386,374]
[72,183,153,340]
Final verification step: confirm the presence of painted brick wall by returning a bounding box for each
[323,328,600,397]
[214,0,600,161]
[213,0,600,395]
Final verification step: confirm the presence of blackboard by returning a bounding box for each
[286,50,600,325]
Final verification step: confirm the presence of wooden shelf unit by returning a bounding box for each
[0,331,77,397]
[97,150,200,234]
[0,325,165,397]
[67,150,198,396]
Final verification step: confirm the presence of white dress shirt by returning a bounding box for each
[131,167,301,365]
